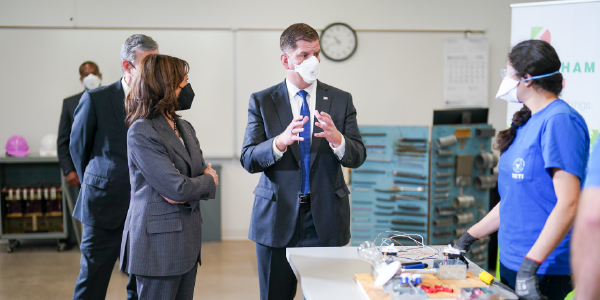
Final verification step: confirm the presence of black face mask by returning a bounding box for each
[177,83,195,111]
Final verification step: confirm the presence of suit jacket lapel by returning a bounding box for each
[272,79,301,165]
[110,78,127,139]
[177,121,204,176]
[152,117,193,168]
[310,81,332,169]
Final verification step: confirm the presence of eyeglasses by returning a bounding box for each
[500,68,507,79]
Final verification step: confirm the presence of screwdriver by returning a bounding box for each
[479,270,515,293]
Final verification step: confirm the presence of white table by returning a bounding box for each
[286,246,518,300]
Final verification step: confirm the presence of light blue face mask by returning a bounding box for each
[496,70,561,103]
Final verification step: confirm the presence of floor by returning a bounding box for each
[0,240,303,300]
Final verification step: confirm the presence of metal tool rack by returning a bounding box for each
[348,124,496,270]
[0,156,68,252]
[429,124,496,270]
[350,126,430,246]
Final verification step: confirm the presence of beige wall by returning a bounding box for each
[0,0,547,239]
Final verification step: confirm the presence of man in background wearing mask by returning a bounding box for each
[58,61,102,188]
[240,23,366,300]
[70,34,184,300]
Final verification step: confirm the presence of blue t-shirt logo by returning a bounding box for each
[512,158,525,180]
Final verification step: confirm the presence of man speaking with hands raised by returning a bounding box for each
[241,23,366,300]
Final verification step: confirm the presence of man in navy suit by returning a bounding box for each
[240,23,366,300]
[58,61,102,187]
[70,34,159,300]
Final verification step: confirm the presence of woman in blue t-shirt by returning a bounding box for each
[454,40,590,300]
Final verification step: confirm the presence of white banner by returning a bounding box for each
[509,0,600,147]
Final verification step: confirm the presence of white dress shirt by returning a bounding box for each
[122,77,131,98]
[272,80,345,161]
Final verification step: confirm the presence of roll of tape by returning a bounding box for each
[437,135,457,148]
[433,218,454,227]
[454,212,474,224]
[474,152,499,169]
[474,174,498,190]
[435,206,455,217]
[436,149,454,157]
[453,195,475,208]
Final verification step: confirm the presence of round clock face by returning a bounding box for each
[320,23,358,62]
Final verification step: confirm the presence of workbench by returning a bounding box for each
[286,246,518,300]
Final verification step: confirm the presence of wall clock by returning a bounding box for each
[320,23,358,62]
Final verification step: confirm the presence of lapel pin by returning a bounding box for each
[323,96,328,100]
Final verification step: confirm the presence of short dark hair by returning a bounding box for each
[280,23,319,52]
[79,61,99,77]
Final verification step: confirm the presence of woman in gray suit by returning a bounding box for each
[121,54,218,300]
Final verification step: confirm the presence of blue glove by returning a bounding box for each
[515,257,547,300]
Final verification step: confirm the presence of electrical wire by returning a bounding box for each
[372,230,440,262]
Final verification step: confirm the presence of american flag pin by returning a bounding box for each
[323,96,328,100]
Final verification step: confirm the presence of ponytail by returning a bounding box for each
[495,105,532,154]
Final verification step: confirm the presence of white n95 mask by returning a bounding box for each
[290,56,320,84]
[495,76,521,103]
[82,74,102,90]
[495,70,561,103]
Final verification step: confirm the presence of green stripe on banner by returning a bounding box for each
[531,27,543,39]
[590,129,599,150]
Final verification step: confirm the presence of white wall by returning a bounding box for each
[0,0,547,240]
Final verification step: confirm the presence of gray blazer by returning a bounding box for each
[120,116,216,277]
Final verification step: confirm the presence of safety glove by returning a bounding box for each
[515,256,547,300]
[454,231,478,253]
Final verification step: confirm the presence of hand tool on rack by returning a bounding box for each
[365,145,386,148]
[394,180,427,186]
[374,211,394,216]
[366,158,392,162]
[355,170,386,174]
[390,227,426,233]
[353,181,376,185]
[397,205,420,210]
[376,197,394,202]
[391,220,426,226]
[398,138,427,143]
[394,211,427,217]
[366,150,385,154]
[393,194,426,201]
[395,153,426,158]
[385,186,426,192]
[361,133,387,137]
[392,171,426,179]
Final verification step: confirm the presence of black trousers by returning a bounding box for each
[73,223,138,300]
[499,262,573,300]
[256,203,323,300]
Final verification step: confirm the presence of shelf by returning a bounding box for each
[0,232,68,240]
[0,155,59,164]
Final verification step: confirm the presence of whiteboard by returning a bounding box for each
[0,29,234,158]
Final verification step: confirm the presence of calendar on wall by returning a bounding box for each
[443,37,489,108]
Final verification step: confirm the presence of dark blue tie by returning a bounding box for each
[297,90,311,195]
